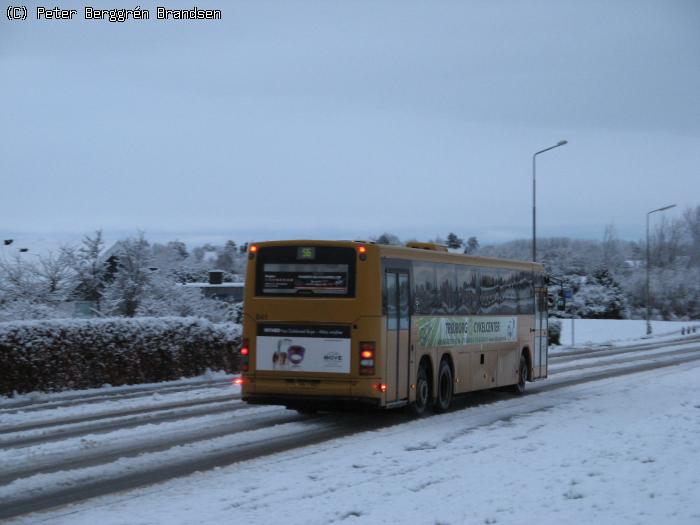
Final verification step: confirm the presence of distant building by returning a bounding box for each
[183,270,244,302]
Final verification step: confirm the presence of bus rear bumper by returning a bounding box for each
[242,393,382,410]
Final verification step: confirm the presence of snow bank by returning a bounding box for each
[0,317,241,396]
[553,319,698,347]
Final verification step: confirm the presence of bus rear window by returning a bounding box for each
[255,246,356,297]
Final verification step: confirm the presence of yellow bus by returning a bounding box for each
[240,240,548,414]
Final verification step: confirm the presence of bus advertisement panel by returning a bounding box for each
[256,324,351,374]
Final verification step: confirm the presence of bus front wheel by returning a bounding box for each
[409,363,430,416]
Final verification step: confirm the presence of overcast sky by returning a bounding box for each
[2,0,699,249]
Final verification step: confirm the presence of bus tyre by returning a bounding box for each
[409,364,430,416]
[434,359,453,413]
[511,355,528,395]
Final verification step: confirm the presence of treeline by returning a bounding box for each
[2,206,698,324]
[0,231,248,322]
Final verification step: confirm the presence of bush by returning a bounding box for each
[0,317,240,396]
[548,318,562,345]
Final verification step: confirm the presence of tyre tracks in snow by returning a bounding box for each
[0,389,241,437]
[0,379,233,414]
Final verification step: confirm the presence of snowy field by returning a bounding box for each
[553,319,697,348]
[11,361,700,525]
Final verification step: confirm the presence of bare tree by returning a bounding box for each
[464,236,480,255]
[650,216,684,268]
[601,224,624,271]
[374,232,401,245]
[34,251,73,300]
[684,205,700,266]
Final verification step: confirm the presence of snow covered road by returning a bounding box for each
[30,361,696,525]
[1,335,700,522]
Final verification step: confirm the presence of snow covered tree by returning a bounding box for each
[0,254,40,302]
[216,240,242,273]
[569,266,627,319]
[0,251,73,321]
[102,234,152,317]
[135,272,229,321]
[34,251,73,301]
[63,230,108,311]
[151,241,189,271]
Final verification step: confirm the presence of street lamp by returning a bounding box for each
[646,204,676,335]
[532,140,568,262]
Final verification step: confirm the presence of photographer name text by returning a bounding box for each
[7,5,222,22]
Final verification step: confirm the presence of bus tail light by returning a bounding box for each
[240,338,250,372]
[373,383,387,393]
[358,245,367,261]
[359,342,375,375]
[233,377,244,386]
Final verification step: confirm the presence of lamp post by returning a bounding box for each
[646,204,677,335]
[532,140,568,262]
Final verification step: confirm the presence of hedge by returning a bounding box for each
[0,317,240,396]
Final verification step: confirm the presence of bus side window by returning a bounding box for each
[386,273,398,330]
[382,273,387,315]
[456,267,479,315]
[412,262,435,315]
[399,273,410,330]
[436,264,457,314]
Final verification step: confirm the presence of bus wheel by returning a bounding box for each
[511,355,528,395]
[434,359,453,413]
[409,363,430,416]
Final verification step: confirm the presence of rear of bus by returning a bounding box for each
[240,241,384,410]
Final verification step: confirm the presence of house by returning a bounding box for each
[183,271,245,303]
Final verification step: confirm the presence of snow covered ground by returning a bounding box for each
[8,361,700,524]
[553,319,698,348]
[2,320,700,524]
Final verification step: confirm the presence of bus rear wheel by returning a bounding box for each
[434,359,453,413]
[511,355,528,395]
[409,363,430,416]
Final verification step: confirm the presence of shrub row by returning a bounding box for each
[0,317,240,396]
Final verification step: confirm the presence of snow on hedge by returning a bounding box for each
[0,317,241,396]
